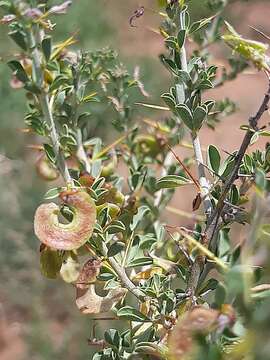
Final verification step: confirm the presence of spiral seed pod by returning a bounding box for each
[168,306,235,359]
[34,191,96,250]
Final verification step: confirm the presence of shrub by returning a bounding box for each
[1,0,270,359]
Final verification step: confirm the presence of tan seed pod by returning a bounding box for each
[168,306,235,360]
[34,191,96,250]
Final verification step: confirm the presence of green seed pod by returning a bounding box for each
[97,184,125,207]
[36,155,59,181]
[97,202,121,219]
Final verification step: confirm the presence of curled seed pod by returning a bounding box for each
[168,306,235,359]
[76,258,127,314]
[135,134,167,157]
[36,155,59,181]
[100,152,118,178]
[34,191,96,250]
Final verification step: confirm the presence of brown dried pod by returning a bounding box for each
[76,258,102,290]
[76,286,127,314]
[76,258,127,314]
[168,306,235,359]
[34,191,96,250]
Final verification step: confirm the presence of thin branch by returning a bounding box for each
[174,9,214,300]
[196,81,270,286]
[165,205,205,222]
[28,26,72,185]
[206,80,270,246]
[167,144,200,190]
[191,135,213,217]
[102,242,145,301]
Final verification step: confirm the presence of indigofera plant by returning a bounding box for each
[34,190,96,250]
[2,0,270,359]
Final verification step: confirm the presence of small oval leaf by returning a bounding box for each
[207,145,221,174]
[155,175,191,190]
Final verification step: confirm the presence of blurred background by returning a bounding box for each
[0,0,270,359]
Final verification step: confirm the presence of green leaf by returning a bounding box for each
[177,29,186,48]
[106,221,126,234]
[207,145,221,174]
[175,83,185,104]
[189,16,214,34]
[204,100,215,112]
[177,70,191,83]
[44,187,65,200]
[161,92,176,111]
[220,157,235,178]
[198,278,218,296]
[9,29,28,51]
[162,58,178,75]
[43,143,56,164]
[193,106,207,131]
[165,36,177,50]
[226,265,247,297]
[40,248,62,279]
[250,132,259,145]
[199,79,214,90]
[104,329,120,348]
[180,6,190,30]
[155,175,191,190]
[130,206,150,231]
[251,289,270,300]
[259,130,270,136]
[215,283,227,306]
[60,134,77,149]
[175,104,193,130]
[92,176,106,190]
[126,257,153,268]
[7,60,28,83]
[42,37,52,62]
[0,1,11,9]
[230,185,239,205]
[117,306,150,322]
[255,168,266,192]
[49,75,70,92]
[24,82,41,95]
[107,242,125,257]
